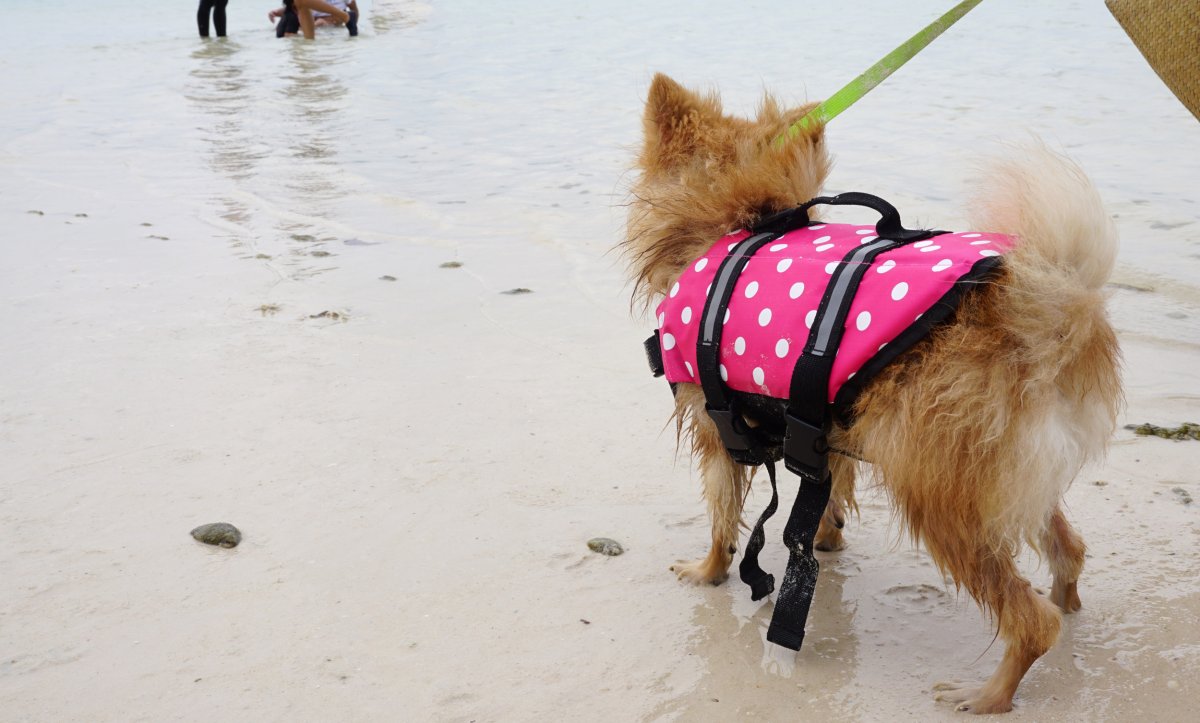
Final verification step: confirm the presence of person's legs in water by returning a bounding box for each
[291,0,354,39]
[197,0,214,37]
[212,0,229,37]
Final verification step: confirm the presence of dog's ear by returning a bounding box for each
[641,73,720,171]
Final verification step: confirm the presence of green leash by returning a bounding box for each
[779,0,984,143]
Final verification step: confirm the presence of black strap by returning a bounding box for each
[766,469,833,650]
[694,232,779,462]
[738,458,779,600]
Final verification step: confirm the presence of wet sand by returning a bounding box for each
[2,0,1199,720]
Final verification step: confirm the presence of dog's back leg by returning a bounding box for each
[927,523,1063,714]
[669,386,748,585]
[815,452,856,552]
[1040,505,1085,613]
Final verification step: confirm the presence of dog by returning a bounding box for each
[622,74,1122,714]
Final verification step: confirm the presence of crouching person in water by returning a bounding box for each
[272,0,359,38]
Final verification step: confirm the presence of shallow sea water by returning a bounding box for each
[1,1,1198,721]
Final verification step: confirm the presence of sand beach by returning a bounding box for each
[2,1,1198,720]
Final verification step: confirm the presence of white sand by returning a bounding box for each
[2,0,1198,720]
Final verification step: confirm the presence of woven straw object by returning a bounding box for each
[1106,0,1200,121]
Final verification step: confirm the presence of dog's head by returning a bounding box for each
[624,74,831,308]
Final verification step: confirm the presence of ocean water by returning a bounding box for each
[3,0,1197,346]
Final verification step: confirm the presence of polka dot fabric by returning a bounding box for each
[656,224,1014,402]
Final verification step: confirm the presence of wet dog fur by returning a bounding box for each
[622,74,1122,714]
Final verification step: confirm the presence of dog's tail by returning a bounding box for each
[968,143,1117,291]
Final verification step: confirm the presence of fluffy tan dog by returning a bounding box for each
[623,74,1122,714]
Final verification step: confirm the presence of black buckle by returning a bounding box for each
[644,332,665,377]
[783,412,829,482]
[706,405,752,453]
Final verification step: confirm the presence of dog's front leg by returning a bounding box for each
[671,405,747,585]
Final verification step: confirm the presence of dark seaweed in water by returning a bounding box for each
[191,522,242,548]
[1124,422,1200,441]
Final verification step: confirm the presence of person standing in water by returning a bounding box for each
[197,0,230,38]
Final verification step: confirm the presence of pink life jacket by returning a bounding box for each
[655,221,1013,410]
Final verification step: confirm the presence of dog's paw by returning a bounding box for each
[1051,578,1082,613]
[933,682,1013,714]
[670,559,728,586]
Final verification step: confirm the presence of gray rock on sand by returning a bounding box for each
[191,522,242,548]
[587,537,624,556]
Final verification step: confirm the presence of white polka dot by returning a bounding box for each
[684,361,694,377]
[914,313,923,322]
[706,283,711,296]
[694,258,708,272]
[719,364,728,382]
[816,243,835,252]
[752,367,765,386]
[856,311,871,331]
[657,312,665,327]
[789,281,805,299]
[776,258,793,273]
[734,336,746,355]
[918,245,942,253]
[662,333,676,350]
[932,258,953,272]
[723,308,731,324]
[775,339,789,358]
[727,242,738,251]
[878,343,887,351]
[914,240,934,248]
[970,239,991,246]
[770,243,788,252]
[856,229,874,235]
[744,281,760,299]
[979,249,1000,257]
[877,259,896,274]
[813,235,831,244]
[669,281,680,297]
[859,235,877,244]
[825,261,838,274]
[805,309,817,329]
[810,224,825,230]
[681,306,692,324]
[962,233,981,238]
[847,372,856,381]
[891,282,909,301]
[758,308,772,326]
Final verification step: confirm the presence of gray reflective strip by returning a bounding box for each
[701,233,775,343]
[811,239,896,356]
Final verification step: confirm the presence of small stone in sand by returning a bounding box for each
[1172,487,1193,505]
[148,234,169,241]
[27,210,43,215]
[587,537,624,556]
[379,275,397,281]
[255,254,272,260]
[291,234,317,242]
[501,288,533,295]
[191,522,242,548]
[75,213,88,218]
[311,250,332,257]
[141,222,153,227]
[309,310,347,321]
[257,304,280,316]
[439,261,463,269]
